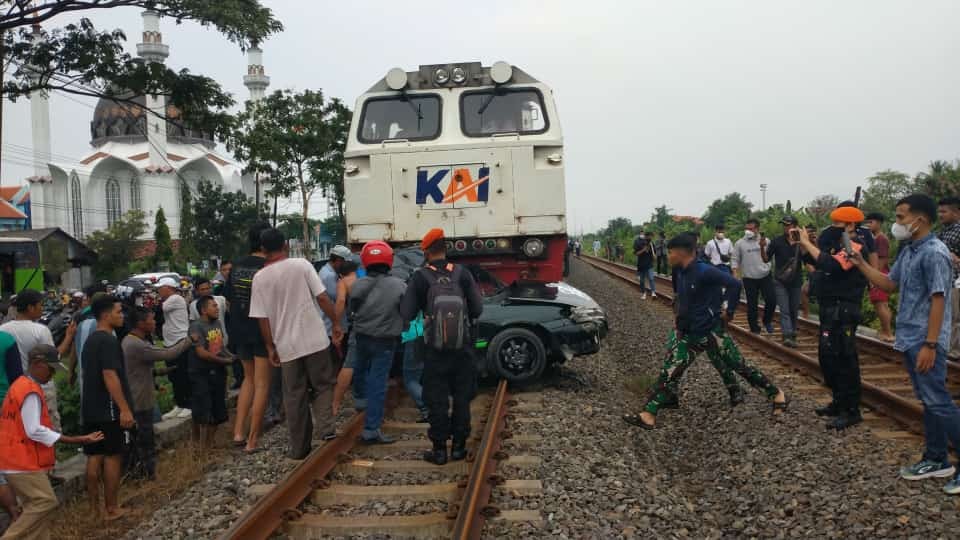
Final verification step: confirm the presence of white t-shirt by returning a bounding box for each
[249,258,330,362]
[704,237,733,266]
[0,320,55,372]
[162,294,189,344]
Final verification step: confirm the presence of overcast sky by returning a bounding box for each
[3,0,958,232]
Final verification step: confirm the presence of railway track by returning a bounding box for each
[219,379,544,539]
[580,254,960,436]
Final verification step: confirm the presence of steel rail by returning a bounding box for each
[579,255,927,434]
[218,412,366,540]
[451,378,511,539]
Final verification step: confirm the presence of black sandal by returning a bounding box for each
[622,412,655,430]
[771,395,790,415]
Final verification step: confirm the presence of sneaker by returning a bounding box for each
[764,323,775,334]
[641,292,647,300]
[161,407,181,420]
[650,292,658,298]
[944,475,960,495]
[177,408,193,419]
[900,460,956,481]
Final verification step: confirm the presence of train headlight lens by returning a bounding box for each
[454,240,467,251]
[497,238,511,249]
[485,239,497,249]
[451,66,467,84]
[434,68,450,85]
[522,238,545,258]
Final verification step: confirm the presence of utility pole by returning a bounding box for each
[760,183,768,211]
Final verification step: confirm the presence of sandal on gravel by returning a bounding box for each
[622,413,655,430]
[232,439,246,448]
[771,395,790,415]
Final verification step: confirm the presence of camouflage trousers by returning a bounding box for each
[644,327,780,415]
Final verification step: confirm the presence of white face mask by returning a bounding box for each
[743,230,756,239]
[891,219,919,241]
[716,233,725,240]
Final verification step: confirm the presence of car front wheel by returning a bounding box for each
[488,327,547,384]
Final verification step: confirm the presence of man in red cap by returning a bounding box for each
[796,201,875,430]
[400,229,484,465]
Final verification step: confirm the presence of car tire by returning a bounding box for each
[488,327,547,384]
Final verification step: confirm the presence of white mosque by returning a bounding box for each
[25,10,270,240]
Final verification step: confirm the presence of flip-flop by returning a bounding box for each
[771,395,791,415]
[104,508,129,522]
[232,439,246,448]
[622,412,655,430]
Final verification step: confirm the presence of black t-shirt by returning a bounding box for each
[766,235,804,288]
[633,237,654,270]
[809,226,875,300]
[223,254,266,345]
[81,330,132,424]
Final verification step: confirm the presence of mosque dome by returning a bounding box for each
[89,93,215,149]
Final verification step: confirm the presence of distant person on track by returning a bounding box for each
[615,243,625,263]
[249,228,343,460]
[622,233,788,430]
[732,219,776,335]
[796,202,874,430]
[592,239,601,257]
[655,231,668,275]
[350,241,406,445]
[401,229,484,465]
[936,197,960,358]
[848,194,960,494]
[704,224,733,274]
[764,216,804,348]
[0,346,104,538]
[633,231,657,299]
[574,239,582,257]
[864,212,894,342]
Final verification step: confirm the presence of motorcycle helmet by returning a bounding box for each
[360,241,394,269]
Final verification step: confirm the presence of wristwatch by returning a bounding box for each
[923,341,937,350]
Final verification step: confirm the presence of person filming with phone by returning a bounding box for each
[794,202,875,430]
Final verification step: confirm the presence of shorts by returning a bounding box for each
[869,270,890,303]
[236,342,268,361]
[83,421,127,456]
[342,332,358,370]
[190,368,228,425]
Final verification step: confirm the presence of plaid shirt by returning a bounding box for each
[937,222,960,280]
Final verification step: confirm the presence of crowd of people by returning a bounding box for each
[623,194,960,496]
[0,223,485,538]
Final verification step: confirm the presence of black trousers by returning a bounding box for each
[656,255,668,275]
[167,350,192,409]
[422,349,477,443]
[818,296,862,411]
[125,409,157,479]
[743,275,776,332]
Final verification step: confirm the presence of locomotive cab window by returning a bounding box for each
[359,94,441,143]
[461,88,548,137]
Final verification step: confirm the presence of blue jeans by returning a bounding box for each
[774,282,801,337]
[903,343,960,464]
[636,267,656,293]
[403,339,428,415]
[355,335,397,439]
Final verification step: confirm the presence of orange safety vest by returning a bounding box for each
[0,376,56,472]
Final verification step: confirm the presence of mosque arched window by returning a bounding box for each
[105,177,121,226]
[71,174,83,238]
[130,176,141,211]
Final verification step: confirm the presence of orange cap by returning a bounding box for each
[421,228,445,251]
[829,206,865,223]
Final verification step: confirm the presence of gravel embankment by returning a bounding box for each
[127,258,960,539]
[492,258,959,539]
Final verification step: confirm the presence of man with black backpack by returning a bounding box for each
[400,229,484,465]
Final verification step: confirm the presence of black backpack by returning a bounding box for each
[422,263,467,351]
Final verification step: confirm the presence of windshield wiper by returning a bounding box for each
[401,95,424,130]
[477,91,500,116]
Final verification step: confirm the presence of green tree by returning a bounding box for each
[40,237,68,285]
[861,170,915,218]
[702,192,753,228]
[177,179,198,264]
[193,180,263,259]
[86,210,147,282]
[916,160,960,202]
[227,89,352,246]
[2,1,282,138]
[277,213,319,241]
[650,205,673,229]
[153,206,173,267]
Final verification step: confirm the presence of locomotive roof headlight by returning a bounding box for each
[522,238,545,258]
[490,61,513,85]
[451,66,467,84]
[434,68,450,85]
[385,67,408,91]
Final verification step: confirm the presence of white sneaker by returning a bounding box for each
[177,408,193,419]
[641,293,647,300]
[651,292,658,298]
[161,406,181,420]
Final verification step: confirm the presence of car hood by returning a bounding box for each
[502,282,601,309]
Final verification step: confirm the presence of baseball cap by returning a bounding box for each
[330,245,352,259]
[156,277,180,289]
[780,215,798,225]
[29,344,64,371]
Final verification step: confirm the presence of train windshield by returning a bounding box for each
[461,89,548,137]
[359,95,441,143]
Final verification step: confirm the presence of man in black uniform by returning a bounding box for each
[797,202,875,430]
[400,228,484,465]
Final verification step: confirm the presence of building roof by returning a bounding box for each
[0,227,96,263]
[0,199,26,220]
[90,93,214,148]
[0,186,20,201]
